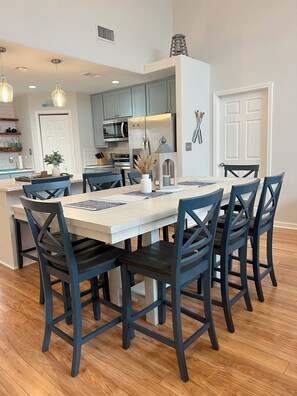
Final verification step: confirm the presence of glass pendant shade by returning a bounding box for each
[52,83,66,107]
[0,75,13,103]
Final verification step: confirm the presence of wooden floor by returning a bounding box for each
[0,228,296,395]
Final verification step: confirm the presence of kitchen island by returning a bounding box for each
[0,175,84,269]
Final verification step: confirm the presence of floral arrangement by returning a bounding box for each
[43,150,64,166]
[134,153,154,174]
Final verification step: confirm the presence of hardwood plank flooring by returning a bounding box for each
[0,228,296,395]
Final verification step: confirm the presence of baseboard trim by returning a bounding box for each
[275,221,297,230]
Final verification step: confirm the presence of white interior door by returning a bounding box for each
[39,114,74,174]
[217,89,268,177]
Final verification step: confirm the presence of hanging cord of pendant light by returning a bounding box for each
[51,58,66,107]
[0,47,13,103]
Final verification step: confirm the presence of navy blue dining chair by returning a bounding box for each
[87,173,123,191]
[224,164,259,178]
[229,173,285,301]
[20,195,126,377]
[120,189,223,381]
[82,171,113,193]
[183,179,260,333]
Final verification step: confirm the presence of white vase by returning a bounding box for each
[52,164,60,177]
[140,173,152,193]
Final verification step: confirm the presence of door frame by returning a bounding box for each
[212,82,274,176]
[34,110,76,173]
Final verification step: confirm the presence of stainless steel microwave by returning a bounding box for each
[103,117,129,142]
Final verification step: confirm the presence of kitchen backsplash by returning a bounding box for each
[83,144,129,166]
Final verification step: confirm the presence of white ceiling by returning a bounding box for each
[0,41,174,97]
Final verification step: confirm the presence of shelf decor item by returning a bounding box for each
[43,150,64,177]
[151,136,178,191]
[134,153,154,193]
[169,33,188,57]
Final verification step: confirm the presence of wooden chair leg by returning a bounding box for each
[157,281,166,324]
[99,273,110,301]
[71,282,83,377]
[202,267,219,350]
[42,272,53,353]
[267,229,277,286]
[39,266,45,305]
[15,219,24,269]
[90,277,101,320]
[220,254,235,333]
[121,265,133,350]
[252,238,265,302]
[239,246,253,312]
[171,285,188,382]
[62,281,73,325]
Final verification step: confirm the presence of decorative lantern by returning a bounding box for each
[151,136,178,191]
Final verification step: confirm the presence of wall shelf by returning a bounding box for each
[0,118,19,122]
[0,132,21,136]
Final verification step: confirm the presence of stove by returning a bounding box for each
[113,153,130,168]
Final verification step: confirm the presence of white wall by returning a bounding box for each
[1,0,173,73]
[13,93,90,173]
[172,0,297,228]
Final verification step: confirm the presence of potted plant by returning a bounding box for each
[43,150,64,176]
[134,153,154,193]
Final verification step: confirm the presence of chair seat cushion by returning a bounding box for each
[120,241,173,278]
[45,240,125,275]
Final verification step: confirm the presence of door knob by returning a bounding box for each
[218,162,225,167]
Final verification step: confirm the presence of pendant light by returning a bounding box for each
[0,47,13,103]
[51,58,66,107]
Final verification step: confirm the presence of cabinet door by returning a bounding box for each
[132,85,146,117]
[103,92,117,120]
[167,77,176,113]
[146,80,168,115]
[91,94,106,148]
[117,88,132,117]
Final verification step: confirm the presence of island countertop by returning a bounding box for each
[0,174,83,192]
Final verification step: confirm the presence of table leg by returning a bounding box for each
[143,229,160,325]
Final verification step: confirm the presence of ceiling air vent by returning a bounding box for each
[97,25,114,43]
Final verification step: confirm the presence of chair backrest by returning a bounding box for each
[222,179,260,252]
[253,173,285,235]
[224,164,259,178]
[82,171,113,193]
[87,173,123,192]
[20,196,77,276]
[127,171,142,185]
[23,179,71,200]
[173,189,223,281]
[32,175,70,184]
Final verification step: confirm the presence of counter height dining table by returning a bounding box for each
[11,176,253,325]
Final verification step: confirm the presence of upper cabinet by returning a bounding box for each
[91,93,106,148]
[146,77,176,116]
[132,85,146,117]
[103,88,132,119]
[167,77,176,114]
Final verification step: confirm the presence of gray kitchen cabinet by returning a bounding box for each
[103,88,132,119]
[91,93,106,148]
[146,77,176,115]
[146,80,168,116]
[132,85,146,117]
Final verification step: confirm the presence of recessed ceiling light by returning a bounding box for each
[28,85,36,89]
[16,66,29,72]
[112,80,119,84]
